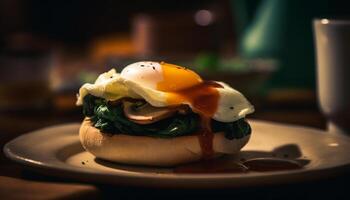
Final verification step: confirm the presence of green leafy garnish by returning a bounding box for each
[82,94,251,140]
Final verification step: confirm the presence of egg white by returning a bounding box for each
[77,62,254,122]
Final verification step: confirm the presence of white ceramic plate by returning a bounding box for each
[4,120,350,188]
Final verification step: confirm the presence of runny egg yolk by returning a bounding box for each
[157,62,223,158]
[156,62,202,92]
[157,62,221,117]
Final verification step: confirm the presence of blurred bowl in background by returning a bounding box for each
[0,53,52,111]
[0,32,54,112]
[188,57,278,102]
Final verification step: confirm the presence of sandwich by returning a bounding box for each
[76,61,254,166]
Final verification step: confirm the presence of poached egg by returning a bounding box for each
[76,61,254,123]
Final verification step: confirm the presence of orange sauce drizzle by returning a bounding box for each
[156,62,223,159]
[175,81,222,159]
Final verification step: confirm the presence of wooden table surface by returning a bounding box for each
[1,92,349,200]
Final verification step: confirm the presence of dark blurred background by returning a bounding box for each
[1,0,350,199]
[0,0,349,136]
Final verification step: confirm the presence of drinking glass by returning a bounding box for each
[313,19,350,135]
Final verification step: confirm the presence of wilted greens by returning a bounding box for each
[82,94,251,140]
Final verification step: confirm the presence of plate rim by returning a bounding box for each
[4,120,350,188]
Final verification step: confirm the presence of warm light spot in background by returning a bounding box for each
[328,143,339,147]
[321,19,329,24]
[194,10,214,26]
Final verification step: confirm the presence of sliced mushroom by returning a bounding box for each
[123,101,178,124]
[109,97,142,106]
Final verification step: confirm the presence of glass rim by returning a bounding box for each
[314,18,350,25]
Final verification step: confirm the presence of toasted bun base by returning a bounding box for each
[79,118,250,166]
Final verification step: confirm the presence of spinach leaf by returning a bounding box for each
[212,118,251,139]
[82,94,251,140]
